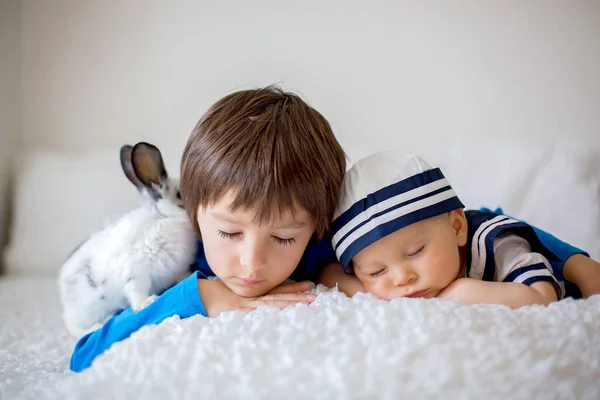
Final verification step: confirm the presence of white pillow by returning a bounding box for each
[3,140,599,275]
[509,141,600,260]
[344,137,600,261]
[420,138,600,260]
[2,148,180,275]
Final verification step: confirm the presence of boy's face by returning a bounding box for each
[196,191,316,297]
[351,210,468,300]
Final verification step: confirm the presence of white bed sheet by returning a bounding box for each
[2,274,600,400]
[0,274,76,399]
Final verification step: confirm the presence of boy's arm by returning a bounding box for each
[318,262,365,297]
[437,278,557,309]
[70,273,315,373]
[70,271,208,373]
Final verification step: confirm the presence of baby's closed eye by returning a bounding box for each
[405,245,425,258]
[369,268,387,277]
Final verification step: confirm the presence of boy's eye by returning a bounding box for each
[406,245,425,258]
[273,236,296,246]
[176,191,181,200]
[218,230,241,240]
[370,268,387,277]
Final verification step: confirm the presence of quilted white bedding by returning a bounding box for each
[0,275,75,399]
[2,274,600,400]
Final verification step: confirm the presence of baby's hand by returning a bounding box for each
[436,277,556,308]
[436,278,471,302]
[563,254,600,298]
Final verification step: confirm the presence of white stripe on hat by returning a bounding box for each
[334,187,459,260]
[331,177,452,249]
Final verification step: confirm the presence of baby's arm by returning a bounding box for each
[318,262,365,297]
[563,254,600,299]
[438,234,559,308]
[437,278,556,308]
[563,254,600,298]
[482,207,599,298]
[529,221,600,298]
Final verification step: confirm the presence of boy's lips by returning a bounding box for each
[405,289,430,298]
[237,277,265,286]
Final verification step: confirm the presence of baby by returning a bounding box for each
[320,151,600,308]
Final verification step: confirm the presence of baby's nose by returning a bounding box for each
[392,269,417,287]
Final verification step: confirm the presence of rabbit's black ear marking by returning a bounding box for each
[120,144,144,189]
[83,260,97,289]
[131,142,168,199]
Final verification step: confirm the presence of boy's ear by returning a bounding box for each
[449,209,468,247]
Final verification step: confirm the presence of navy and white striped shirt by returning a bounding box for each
[465,210,563,298]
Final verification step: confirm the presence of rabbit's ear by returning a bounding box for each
[120,145,144,189]
[131,142,168,199]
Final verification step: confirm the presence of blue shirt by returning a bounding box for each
[69,233,336,372]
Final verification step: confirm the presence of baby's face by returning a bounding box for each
[351,210,468,300]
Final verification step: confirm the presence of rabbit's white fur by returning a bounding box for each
[58,144,197,338]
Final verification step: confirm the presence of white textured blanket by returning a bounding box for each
[3,276,600,400]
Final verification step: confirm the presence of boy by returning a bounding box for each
[320,151,600,307]
[69,86,346,372]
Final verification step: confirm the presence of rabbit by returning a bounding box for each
[58,142,198,339]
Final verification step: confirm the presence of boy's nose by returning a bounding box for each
[240,243,267,273]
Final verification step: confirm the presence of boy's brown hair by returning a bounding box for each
[180,86,346,239]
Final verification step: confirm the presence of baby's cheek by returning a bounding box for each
[426,251,454,277]
[359,278,374,291]
[359,277,371,289]
[363,279,389,299]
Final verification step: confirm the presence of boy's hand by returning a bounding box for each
[318,262,365,297]
[198,279,316,317]
[235,281,316,312]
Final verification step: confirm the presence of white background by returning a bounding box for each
[1,0,599,261]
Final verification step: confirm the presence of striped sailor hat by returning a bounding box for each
[330,152,465,270]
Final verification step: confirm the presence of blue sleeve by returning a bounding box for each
[531,227,589,260]
[70,271,207,373]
